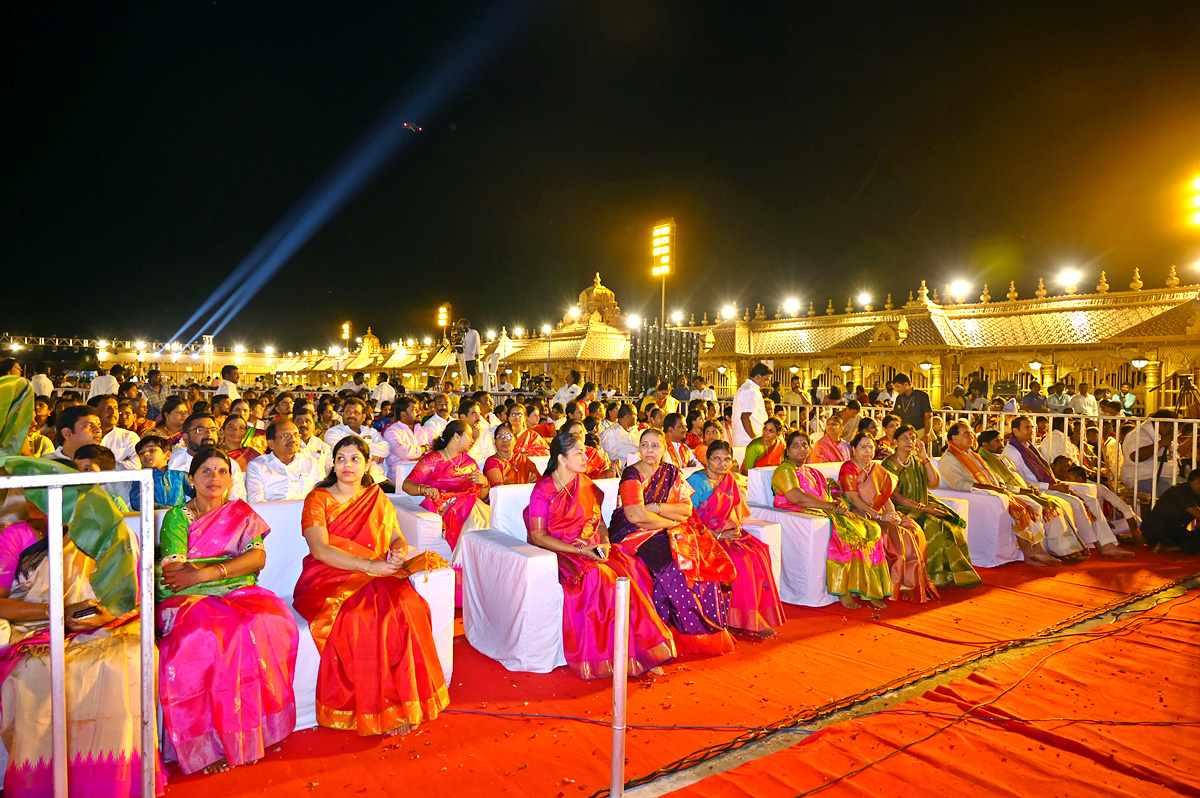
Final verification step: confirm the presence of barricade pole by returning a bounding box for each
[138,472,157,798]
[47,487,68,798]
[610,576,630,798]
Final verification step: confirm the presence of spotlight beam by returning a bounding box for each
[174,0,534,343]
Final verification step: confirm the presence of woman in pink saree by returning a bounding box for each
[402,420,490,602]
[686,441,785,637]
[608,429,737,656]
[839,432,938,603]
[156,446,299,775]
[809,415,850,464]
[525,431,675,679]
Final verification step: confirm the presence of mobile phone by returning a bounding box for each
[72,606,99,619]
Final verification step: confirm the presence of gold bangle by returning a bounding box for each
[217,562,228,579]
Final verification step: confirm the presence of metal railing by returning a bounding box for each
[768,403,1198,511]
[0,469,156,798]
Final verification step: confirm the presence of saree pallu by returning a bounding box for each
[840,460,937,603]
[523,475,675,679]
[584,445,612,479]
[483,453,541,486]
[0,537,166,797]
[741,438,783,474]
[687,471,785,632]
[883,458,981,589]
[978,449,1085,557]
[226,445,260,472]
[156,501,298,774]
[609,464,735,655]
[771,460,892,601]
[295,486,448,735]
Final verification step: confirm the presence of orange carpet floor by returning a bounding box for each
[678,590,1200,797]
[161,551,1200,798]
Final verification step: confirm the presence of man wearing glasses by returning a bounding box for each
[167,412,248,499]
[245,419,324,502]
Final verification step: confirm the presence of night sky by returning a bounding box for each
[4,1,1200,350]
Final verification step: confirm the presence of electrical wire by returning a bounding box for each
[581,575,1200,798]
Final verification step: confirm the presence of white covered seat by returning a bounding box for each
[129,496,455,732]
[461,477,619,673]
[744,467,838,607]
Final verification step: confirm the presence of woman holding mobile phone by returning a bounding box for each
[524,431,674,679]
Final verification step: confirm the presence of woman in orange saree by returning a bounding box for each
[296,435,449,736]
[509,404,550,458]
[686,441,785,637]
[839,432,938,603]
[524,432,674,679]
[562,420,614,479]
[483,423,541,487]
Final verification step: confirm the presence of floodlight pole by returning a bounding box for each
[660,275,666,329]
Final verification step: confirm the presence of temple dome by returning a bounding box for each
[576,273,622,326]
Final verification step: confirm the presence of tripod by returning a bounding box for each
[1147,373,1200,418]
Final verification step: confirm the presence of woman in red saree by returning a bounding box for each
[483,423,541,486]
[685,410,705,449]
[524,431,675,679]
[157,447,299,775]
[509,404,549,458]
[296,436,449,736]
[840,433,938,603]
[608,429,737,655]
[686,441,785,637]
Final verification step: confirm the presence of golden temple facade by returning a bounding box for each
[7,269,1197,413]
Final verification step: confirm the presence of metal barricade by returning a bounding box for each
[0,469,156,798]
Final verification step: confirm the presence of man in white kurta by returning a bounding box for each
[245,420,324,502]
[167,414,247,500]
[731,364,771,448]
[324,398,390,483]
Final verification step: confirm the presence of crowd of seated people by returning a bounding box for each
[0,358,1195,794]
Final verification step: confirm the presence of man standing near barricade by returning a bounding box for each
[458,318,481,390]
[892,373,932,438]
[732,363,771,448]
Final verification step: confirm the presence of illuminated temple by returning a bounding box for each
[6,268,1199,413]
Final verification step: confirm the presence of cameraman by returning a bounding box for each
[458,318,481,389]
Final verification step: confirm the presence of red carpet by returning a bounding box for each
[678,590,1200,797]
[160,551,1199,797]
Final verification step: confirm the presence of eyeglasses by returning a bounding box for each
[189,427,219,435]
[275,433,298,441]
[495,434,514,441]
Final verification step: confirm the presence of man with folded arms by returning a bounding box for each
[245,419,324,502]
[938,421,1060,566]
[1003,417,1132,559]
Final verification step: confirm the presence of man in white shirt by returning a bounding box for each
[29,362,54,398]
[553,370,582,408]
[731,363,771,447]
[89,394,140,469]
[780,375,807,406]
[370,372,397,409]
[214,364,241,401]
[497,376,515,392]
[340,372,368,395]
[601,404,640,468]
[245,419,324,502]
[663,412,700,468]
[1067,383,1099,416]
[1039,417,1081,464]
[458,319,482,389]
[458,398,495,461]
[689,375,717,402]
[1045,383,1070,413]
[383,397,433,481]
[423,393,452,437]
[168,412,247,500]
[293,406,330,472]
[875,380,896,407]
[323,397,390,484]
[1121,411,1179,496]
[88,365,123,398]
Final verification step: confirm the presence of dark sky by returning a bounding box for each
[4,1,1200,350]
